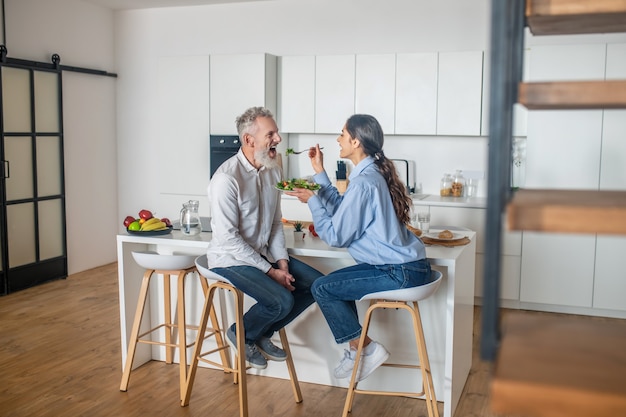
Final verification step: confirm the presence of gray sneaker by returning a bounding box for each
[226,325,267,370]
[256,337,287,361]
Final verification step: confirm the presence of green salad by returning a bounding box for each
[276,178,321,191]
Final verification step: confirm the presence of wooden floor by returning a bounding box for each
[0,262,577,417]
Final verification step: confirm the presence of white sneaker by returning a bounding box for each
[334,349,357,379]
[333,341,390,382]
[357,341,390,381]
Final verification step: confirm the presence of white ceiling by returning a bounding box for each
[82,0,271,11]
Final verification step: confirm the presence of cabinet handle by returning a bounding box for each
[3,160,9,179]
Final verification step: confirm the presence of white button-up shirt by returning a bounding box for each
[207,149,288,272]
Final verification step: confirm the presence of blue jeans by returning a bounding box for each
[211,256,322,344]
[311,259,432,344]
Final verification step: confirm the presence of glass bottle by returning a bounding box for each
[440,173,453,197]
[452,170,465,197]
[180,200,202,236]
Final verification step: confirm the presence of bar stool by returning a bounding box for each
[182,254,303,417]
[120,251,229,402]
[342,269,444,417]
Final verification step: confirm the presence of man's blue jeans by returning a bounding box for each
[311,259,432,344]
[211,256,322,344]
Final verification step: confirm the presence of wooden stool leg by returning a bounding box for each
[279,328,303,403]
[176,270,189,402]
[181,284,218,406]
[163,273,174,364]
[232,287,248,417]
[411,301,439,417]
[120,269,154,391]
[342,301,378,417]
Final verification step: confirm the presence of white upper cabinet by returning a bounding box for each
[278,55,315,133]
[525,44,606,189]
[437,51,484,136]
[210,54,277,135]
[600,43,626,191]
[395,53,438,135]
[157,55,210,195]
[315,55,355,134]
[355,54,396,134]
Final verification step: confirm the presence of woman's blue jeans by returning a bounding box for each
[211,256,322,344]
[311,259,432,344]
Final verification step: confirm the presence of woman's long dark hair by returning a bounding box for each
[345,114,412,225]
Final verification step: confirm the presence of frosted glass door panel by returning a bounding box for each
[38,199,64,260]
[34,71,60,132]
[36,136,62,196]
[4,137,34,200]
[7,203,36,267]
[2,67,31,132]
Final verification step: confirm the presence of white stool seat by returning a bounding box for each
[359,270,443,302]
[131,251,196,270]
[194,254,234,285]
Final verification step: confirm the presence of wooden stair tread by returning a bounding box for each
[526,0,626,35]
[507,189,626,234]
[491,312,626,417]
[519,80,626,109]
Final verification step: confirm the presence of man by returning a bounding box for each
[207,106,323,369]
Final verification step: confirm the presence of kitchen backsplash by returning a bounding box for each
[285,133,488,197]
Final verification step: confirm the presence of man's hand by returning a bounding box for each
[267,264,295,291]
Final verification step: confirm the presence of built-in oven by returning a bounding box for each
[210,135,240,177]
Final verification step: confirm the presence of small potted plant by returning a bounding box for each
[293,221,306,240]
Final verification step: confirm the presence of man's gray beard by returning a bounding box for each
[255,149,280,169]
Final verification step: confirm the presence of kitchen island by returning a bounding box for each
[117,227,475,417]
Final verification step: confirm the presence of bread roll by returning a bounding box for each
[438,229,454,239]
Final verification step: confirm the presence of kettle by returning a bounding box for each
[180,200,202,235]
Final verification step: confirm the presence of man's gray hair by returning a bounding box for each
[235,106,274,138]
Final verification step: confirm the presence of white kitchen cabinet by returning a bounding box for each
[209,53,277,135]
[593,43,626,312]
[600,43,626,190]
[436,51,484,136]
[525,44,605,190]
[395,53,438,135]
[157,55,210,195]
[278,55,315,133]
[594,237,626,311]
[355,54,396,134]
[315,54,355,134]
[430,205,521,302]
[520,232,596,307]
[481,49,529,137]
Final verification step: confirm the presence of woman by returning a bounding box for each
[286,114,432,382]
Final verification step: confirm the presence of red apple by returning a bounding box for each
[123,216,136,228]
[138,209,153,220]
[161,217,172,227]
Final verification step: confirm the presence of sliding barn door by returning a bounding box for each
[0,64,67,294]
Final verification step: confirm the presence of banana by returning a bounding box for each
[140,217,167,231]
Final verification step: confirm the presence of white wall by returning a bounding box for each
[5,0,117,274]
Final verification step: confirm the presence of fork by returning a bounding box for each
[289,147,324,155]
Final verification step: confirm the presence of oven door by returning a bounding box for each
[210,135,240,177]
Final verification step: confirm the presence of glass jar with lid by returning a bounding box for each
[452,170,465,197]
[440,173,453,196]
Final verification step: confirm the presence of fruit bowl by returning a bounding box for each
[131,251,196,270]
[126,226,173,236]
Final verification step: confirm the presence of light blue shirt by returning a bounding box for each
[207,149,288,272]
[308,156,426,265]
